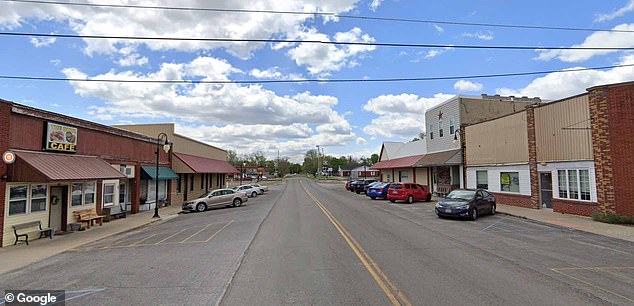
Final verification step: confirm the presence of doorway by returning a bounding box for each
[539,172,553,209]
[49,186,68,232]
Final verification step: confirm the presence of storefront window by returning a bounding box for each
[476,171,488,189]
[437,167,451,185]
[558,170,567,198]
[579,170,590,201]
[9,185,28,215]
[568,170,579,199]
[83,182,96,205]
[500,172,520,193]
[119,181,127,204]
[103,183,116,207]
[71,183,83,206]
[30,184,48,212]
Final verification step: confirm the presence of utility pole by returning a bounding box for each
[315,145,320,177]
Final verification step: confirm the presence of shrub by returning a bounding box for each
[592,213,634,225]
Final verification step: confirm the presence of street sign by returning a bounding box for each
[2,151,15,164]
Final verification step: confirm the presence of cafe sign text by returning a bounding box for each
[45,122,78,153]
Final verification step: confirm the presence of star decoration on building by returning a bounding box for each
[438,111,443,120]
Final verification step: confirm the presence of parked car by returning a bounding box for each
[234,185,261,198]
[435,189,496,220]
[348,180,360,192]
[345,180,354,191]
[352,179,377,194]
[182,189,248,212]
[387,182,432,203]
[367,182,390,200]
[251,183,268,194]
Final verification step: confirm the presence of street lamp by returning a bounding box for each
[316,145,320,177]
[240,162,245,185]
[154,133,171,219]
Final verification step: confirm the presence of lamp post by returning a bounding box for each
[316,145,320,177]
[154,133,171,219]
[240,162,245,185]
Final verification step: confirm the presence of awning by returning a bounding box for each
[174,152,238,174]
[370,154,425,170]
[140,166,179,180]
[414,149,462,167]
[11,150,125,182]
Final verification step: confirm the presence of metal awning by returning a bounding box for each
[10,150,125,182]
[414,149,463,167]
[370,154,425,170]
[140,166,179,180]
[174,152,238,174]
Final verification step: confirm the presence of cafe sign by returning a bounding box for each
[45,122,78,153]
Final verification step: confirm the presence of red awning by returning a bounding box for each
[11,150,125,182]
[174,152,238,174]
[370,154,425,170]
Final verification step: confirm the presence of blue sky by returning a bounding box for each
[1,0,633,161]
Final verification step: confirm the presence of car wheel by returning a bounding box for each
[370,196,376,200]
[490,204,496,215]
[389,199,395,203]
[196,203,207,212]
[407,195,414,204]
[425,194,432,202]
[233,198,243,207]
[251,191,257,198]
[355,191,360,194]
[471,208,478,221]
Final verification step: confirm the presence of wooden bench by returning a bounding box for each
[12,221,53,245]
[73,209,104,229]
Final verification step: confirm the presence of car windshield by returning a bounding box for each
[389,183,402,189]
[445,190,476,201]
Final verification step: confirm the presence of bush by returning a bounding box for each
[592,213,634,225]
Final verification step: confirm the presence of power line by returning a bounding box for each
[3,0,634,33]
[1,63,631,84]
[2,31,634,51]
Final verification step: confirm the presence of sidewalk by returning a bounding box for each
[497,204,634,242]
[0,205,182,275]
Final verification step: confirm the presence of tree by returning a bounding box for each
[227,149,239,166]
[410,131,426,142]
[370,153,379,164]
[303,149,319,175]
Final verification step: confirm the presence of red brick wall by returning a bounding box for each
[525,106,541,209]
[492,192,533,208]
[606,84,634,216]
[0,102,12,246]
[553,198,599,217]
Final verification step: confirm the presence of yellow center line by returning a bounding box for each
[154,228,188,245]
[301,181,411,306]
[551,268,634,303]
[127,233,158,246]
[180,224,213,243]
[204,220,234,242]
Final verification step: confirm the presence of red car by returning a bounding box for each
[387,182,432,203]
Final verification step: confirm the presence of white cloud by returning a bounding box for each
[535,23,634,62]
[49,59,61,66]
[462,31,494,40]
[454,80,483,92]
[423,47,453,59]
[433,24,444,33]
[62,56,358,160]
[496,54,634,99]
[356,137,368,145]
[362,93,454,138]
[249,67,302,80]
[1,1,359,59]
[30,36,56,47]
[595,0,634,22]
[369,0,383,11]
[285,27,375,75]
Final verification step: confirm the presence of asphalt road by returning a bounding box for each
[1,177,633,305]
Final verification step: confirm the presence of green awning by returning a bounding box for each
[141,166,179,180]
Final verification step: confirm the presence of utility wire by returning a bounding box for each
[3,0,634,33]
[1,63,631,84]
[2,31,633,51]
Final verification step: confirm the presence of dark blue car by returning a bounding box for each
[366,182,390,200]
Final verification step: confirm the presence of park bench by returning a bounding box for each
[73,209,104,229]
[12,220,53,245]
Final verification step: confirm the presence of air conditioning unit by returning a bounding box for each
[119,165,135,178]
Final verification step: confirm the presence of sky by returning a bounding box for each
[1,0,634,162]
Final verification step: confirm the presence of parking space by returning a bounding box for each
[551,267,634,304]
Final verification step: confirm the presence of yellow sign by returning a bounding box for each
[500,173,510,185]
[46,122,78,153]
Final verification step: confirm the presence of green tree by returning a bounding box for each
[370,153,379,164]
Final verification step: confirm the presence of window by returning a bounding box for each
[558,169,591,201]
[30,184,48,212]
[177,174,182,193]
[119,181,127,204]
[476,171,488,189]
[71,183,83,206]
[103,183,116,207]
[190,174,194,191]
[8,185,28,215]
[83,182,96,205]
[579,170,591,201]
[439,120,444,137]
[450,117,455,135]
[201,174,204,189]
[429,124,434,139]
[558,170,568,198]
[500,172,520,193]
[568,170,579,199]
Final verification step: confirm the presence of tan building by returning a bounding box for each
[114,124,237,205]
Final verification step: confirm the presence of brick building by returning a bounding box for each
[464,81,634,217]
